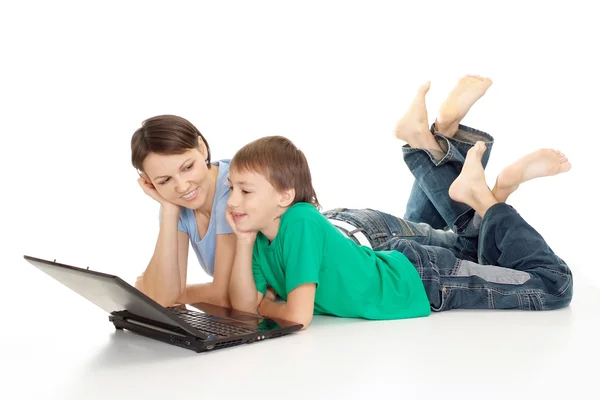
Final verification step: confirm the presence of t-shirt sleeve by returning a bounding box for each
[282,220,323,294]
[252,243,268,296]
[215,179,233,235]
[158,206,187,232]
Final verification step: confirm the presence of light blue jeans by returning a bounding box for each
[323,124,573,311]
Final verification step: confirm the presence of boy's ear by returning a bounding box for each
[278,188,296,208]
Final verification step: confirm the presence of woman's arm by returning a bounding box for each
[137,205,189,307]
[176,233,237,307]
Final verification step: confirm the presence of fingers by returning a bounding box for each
[138,177,155,190]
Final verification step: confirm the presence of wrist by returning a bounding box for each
[236,235,256,248]
[257,296,272,316]
[161,203,180,217]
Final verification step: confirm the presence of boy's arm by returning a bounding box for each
[229,235,264,313]
[257,283,316,329]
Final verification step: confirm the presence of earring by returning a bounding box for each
[205,159,209,165]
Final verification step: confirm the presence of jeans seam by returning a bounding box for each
[432,124,495,144]
[441,283,546,297]
[402,145,446,166]
[536,292,546,310]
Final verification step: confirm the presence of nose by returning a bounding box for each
[174,177,191,194]
[227,190,239,209]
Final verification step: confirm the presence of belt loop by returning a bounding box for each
[328,218,372,249]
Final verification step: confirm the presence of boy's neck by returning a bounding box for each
[260,205,290,242]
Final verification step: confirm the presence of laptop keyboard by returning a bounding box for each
[172,309,257,337]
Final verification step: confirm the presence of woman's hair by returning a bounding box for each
[131,115,211,172]
[230,135,320,209]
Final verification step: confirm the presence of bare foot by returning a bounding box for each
[394,82,441,151]
[435,75,493,137]
[492,149,572,202]
[449,141,498,217]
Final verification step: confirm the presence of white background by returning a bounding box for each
[1,1,599,399]
[1,3,598,295]
[3,0,597,290]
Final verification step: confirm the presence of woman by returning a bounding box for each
[131,115,236,307]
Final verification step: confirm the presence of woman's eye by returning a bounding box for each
[185,162,194,170]
[159,178,170,185]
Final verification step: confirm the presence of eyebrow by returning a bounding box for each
[227,177,252,186]
[154,159,193,180]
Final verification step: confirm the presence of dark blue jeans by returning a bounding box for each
[323,124,573,311]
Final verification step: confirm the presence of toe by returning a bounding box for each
[559,162,572,173]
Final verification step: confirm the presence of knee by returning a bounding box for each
[545,271,573,310]
[559,272,574,306]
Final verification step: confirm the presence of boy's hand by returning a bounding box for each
[226,208,257,243]
[265,287,277,301]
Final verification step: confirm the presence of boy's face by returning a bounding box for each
[227,168,291,235]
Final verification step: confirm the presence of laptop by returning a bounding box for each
[23,255,303,353]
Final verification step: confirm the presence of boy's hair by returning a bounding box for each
[131,115,211,172]
[231,136,321,209]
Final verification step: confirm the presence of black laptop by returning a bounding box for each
[23,255,303,353]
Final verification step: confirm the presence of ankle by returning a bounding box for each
[434,119,458,137]
[475,192,499,218]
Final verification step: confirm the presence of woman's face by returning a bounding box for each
[142,146,213,209]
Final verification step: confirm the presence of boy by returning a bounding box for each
[227,76,573,329]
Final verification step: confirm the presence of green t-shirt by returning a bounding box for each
[252,202,431,320]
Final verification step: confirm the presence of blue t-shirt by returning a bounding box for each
[159,159,232,277]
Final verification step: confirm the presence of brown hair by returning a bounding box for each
[231,136,320,209]
[131,115,211,172]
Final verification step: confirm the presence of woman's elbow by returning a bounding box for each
[150,287,182,308]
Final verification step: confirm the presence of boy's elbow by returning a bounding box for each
[290,312,313,330]
[298,320,311,330]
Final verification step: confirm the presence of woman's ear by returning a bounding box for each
[197,141,208,160]
[139,171,151,184]
[279,188,296,208]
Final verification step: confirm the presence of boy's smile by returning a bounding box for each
[230,211,247,223]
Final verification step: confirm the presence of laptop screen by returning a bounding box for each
[24,256,182,327]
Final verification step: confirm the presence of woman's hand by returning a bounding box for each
[137,175,178,211]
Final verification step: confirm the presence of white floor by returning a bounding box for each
[3,281,599,400]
